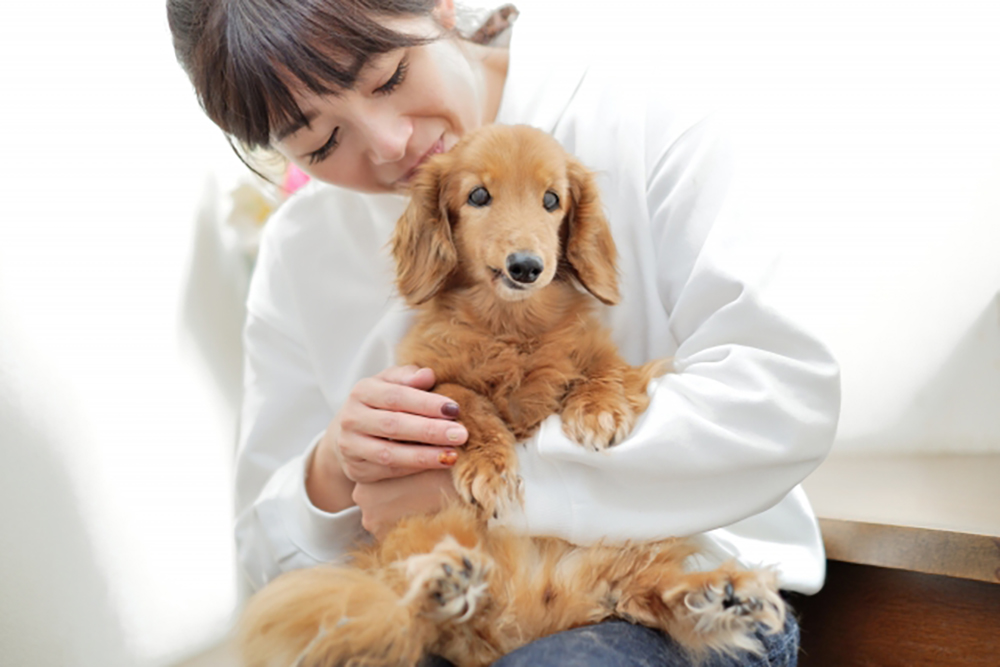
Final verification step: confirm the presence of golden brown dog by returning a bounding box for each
[239,125,785,667]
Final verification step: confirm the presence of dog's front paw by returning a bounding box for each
[561,382,637,450]
[453,447,522,520]
[399,536,492,623]
[662,566,786,655]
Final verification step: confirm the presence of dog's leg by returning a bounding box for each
[615,560,786,658]
[560,358,642,450]
[239,565,439,667]
[435,383,521,520]
[561,357,670,450]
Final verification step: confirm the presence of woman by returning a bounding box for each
[168,1,839,664]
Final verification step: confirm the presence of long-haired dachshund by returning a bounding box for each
[239,125,785,667]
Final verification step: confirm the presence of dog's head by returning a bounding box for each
[391,124,619,306]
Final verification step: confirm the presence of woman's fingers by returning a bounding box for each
[333,365,466,484]
[346,404,467,447]
[376,365,436,391]
[353,373,462,423]
[340,434,459,483]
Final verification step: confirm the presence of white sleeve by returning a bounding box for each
[233,249,368,591]
[509,116,841,544]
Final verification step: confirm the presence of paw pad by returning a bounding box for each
[400,538,491,623]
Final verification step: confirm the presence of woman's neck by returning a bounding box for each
[459,39,509,125]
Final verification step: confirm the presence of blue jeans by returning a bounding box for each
[422,612,799,667]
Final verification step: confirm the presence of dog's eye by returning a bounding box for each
[543,191,560,212]
[468,186,492,207]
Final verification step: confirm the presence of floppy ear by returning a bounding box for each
[564,158,620,305]
[391,158,458,305]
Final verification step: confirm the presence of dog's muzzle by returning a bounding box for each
[505,252,544,285]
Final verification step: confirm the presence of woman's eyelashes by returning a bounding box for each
[308,127,340,165]
[374,56,409,96]
[306,57,408,165]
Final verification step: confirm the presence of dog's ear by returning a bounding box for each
[565,158,620,305]
[391,158,458,305]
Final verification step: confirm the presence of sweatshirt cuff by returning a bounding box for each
[238,432,368,587]
[295,432,370,559]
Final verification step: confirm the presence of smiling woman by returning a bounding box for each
[168,0,508,192]
[165,1,844,665]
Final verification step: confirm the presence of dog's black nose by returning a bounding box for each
[506,253,544,284]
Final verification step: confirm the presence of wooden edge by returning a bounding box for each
[819,518,1000,585]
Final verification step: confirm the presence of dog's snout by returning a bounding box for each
[506,253,544,284]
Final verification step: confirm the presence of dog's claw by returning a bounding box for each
[722,583,736,608]
[454,450,522,520]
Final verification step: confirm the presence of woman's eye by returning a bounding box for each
[308,128,339,164]
[374,57,409,95]
[543,190,560,211]
[468,186,492,207]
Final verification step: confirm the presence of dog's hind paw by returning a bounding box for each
[399,536,492,623]
[661,566,786,655]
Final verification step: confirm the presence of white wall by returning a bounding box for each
[584,0,1000,454]
[0,1,997,666]
[0,1,243,664]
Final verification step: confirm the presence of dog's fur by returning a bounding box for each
[239,125,785,667]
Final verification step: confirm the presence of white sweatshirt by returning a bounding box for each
[234,14,841,594]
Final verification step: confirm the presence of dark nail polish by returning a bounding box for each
[441,402,460,418]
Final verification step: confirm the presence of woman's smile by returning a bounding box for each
[399,135,447,186]
[268,15,508,194]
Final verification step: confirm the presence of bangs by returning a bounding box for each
[190,0,437,149]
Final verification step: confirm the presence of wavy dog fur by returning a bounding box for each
[240,126,785,667]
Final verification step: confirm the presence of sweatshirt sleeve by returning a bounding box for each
[507,115,841,545]
[233,245,368,591]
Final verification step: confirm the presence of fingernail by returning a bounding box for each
[439,450,458,466]
[441,402,460,418]
[446,427,465,443]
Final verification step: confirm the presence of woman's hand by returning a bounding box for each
[306,365,467,515]
[352,469,459,540]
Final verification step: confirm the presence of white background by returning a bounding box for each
[0,1,997,665]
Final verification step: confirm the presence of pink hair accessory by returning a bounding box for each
[283,163,311,195]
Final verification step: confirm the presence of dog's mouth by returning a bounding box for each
[489,266,526,292]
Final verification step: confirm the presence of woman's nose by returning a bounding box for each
[358,110,412,165]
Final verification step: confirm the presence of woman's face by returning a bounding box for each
[271,16,499,194]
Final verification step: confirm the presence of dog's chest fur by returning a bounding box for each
[398,289,594,440]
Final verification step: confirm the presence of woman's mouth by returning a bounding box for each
[400,137,445,185]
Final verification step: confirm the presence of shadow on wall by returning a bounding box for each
[0,362,132,666]
[837,292,1000,454]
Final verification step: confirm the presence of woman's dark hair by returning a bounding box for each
[167,0,439,151]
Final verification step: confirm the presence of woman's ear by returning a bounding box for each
[391,158,458,305]
[564,159,620,305]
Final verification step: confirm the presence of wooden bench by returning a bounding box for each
[795,454,1000,666]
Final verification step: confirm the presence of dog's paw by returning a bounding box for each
[662,567,786,655]
[561,384,637,451]
[399,536,492,623]
[453,453,522,520]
